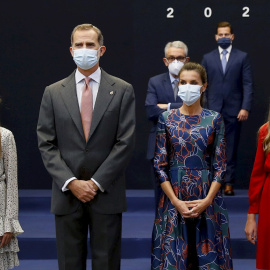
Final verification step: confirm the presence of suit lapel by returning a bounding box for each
[213,49,223,75]
[163,73,175,101]
[60,71,85,139]
[88,69,115,139]
[224,48,236,76]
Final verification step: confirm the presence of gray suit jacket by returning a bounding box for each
[37,69,136,215]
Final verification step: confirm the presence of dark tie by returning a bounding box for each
[221,50,228,73]
[173,80,179,101]
[81,77,93,141]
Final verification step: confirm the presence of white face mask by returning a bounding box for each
[168,60,184,76]
[73,48,100,70]
[178,84,202,106]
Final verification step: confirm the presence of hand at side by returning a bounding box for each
[0,232,13,248]
[245,213,257,245]
[237,109,249,121]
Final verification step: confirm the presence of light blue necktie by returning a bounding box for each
[173,80,179,101]
[221,50,228,73]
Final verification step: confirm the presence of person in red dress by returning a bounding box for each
[245,117,270,270]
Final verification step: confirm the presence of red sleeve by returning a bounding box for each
[248,123,268,213]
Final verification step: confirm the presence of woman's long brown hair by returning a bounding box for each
[263,109,270,154]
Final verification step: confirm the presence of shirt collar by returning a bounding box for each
[75,67,101,84]
[218,45,232,54]
[169,73,179,84]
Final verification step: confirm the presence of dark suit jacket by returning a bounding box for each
[37,69,135,215]
[145,72,182,159]
[201,47,253,116]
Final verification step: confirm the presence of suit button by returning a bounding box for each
[85,148,88,152]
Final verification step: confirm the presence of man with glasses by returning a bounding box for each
[201,21,253,196]
[145,41,189,160]
[145,41,189,203]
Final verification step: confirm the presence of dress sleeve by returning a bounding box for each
[153,113,169,183]
[212,114,226,184]
[248,124,268,214]
[2,131,23,235]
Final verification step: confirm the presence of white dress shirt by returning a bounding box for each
[62,67,104,192]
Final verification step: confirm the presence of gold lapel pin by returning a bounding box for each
[110,91,114,95]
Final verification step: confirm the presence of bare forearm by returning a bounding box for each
[160,181,178,205]
[205,181,222,204]
[161,181,191,217]
[247,213,256,220]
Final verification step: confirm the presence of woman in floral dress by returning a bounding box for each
[0,127,23,269]
[152,62,233,270]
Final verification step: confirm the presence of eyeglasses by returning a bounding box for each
[166,56,186,63]
[217,34,232,38]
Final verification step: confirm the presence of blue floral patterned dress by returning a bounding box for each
[152,108,233,270]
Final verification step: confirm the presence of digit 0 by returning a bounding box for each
[204,7,212,18]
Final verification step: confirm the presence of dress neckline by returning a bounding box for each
[178,108,204,117]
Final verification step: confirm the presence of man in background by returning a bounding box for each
[201,21,253,195]
[145,41,189,202]
[37,23,135,270]
[145,41,189,160]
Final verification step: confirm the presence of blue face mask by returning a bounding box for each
[217,37,231,49]
[178,84,202,106]
[73,48,100,70]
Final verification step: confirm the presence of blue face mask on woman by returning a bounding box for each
[178,84,202,106]
[73,48,100,70]
[217,37,231,49]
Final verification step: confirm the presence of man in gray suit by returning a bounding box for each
[37,23,135,270]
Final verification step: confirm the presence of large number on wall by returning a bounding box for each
[166,7,250,18]
[203,7,250,18]
[242,7,250,17]
[167,7,174,18]
[204,7,212,18]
